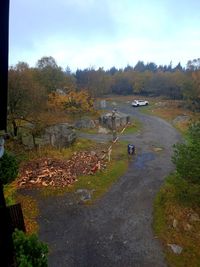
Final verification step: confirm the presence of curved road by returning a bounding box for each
[38,104,181,267]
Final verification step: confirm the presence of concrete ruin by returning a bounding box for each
[99,111,130,129]
[20,123,76,149]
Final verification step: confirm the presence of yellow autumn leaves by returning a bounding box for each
[47,90,94,114]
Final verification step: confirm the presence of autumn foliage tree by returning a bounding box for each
[35,56,66,92]
[48,90,94,115]
[7,56,200,141]
[65,90,94,114]
[8,62,46,136]
[47,92,68,112]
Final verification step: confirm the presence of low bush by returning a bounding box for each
[172,121,200,184]
[13,229,48,267]
[172,174,200,206]
[0,151,18,184]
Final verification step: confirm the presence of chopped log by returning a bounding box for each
[17,150,107,188]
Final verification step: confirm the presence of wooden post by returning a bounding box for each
[108,147,112,162]
[111,109,117,142]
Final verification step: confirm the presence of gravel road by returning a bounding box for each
[37,103,181,267]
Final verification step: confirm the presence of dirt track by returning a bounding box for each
[37,103,181,267]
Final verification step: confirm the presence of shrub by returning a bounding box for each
[171,174,200,206]
[0,151,18,184]
[188,121,200,143]
[13,229,48,267]
[172,121,200,184]
[172,143,200,183]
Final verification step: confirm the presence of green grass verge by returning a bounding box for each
[72,160,127,202]
[123,118,142,134]
[4,182,17,206]
[153,174,200,267]
[40,141,128,201]
[4,182,39,234]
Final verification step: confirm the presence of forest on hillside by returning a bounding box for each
[9,57,200,98]
[8,56,200,136]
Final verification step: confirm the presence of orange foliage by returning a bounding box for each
[47,92,68,111]
[47,90,94,114]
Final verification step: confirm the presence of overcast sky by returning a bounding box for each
[9,0,200,71]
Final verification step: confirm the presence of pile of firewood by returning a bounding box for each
[18,151,106,188]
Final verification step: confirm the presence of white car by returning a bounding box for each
[132,100,149,107]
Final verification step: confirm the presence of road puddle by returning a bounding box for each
[132,152,156,169]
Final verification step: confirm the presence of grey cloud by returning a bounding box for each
[10,0,118,48]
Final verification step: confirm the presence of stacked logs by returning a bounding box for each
[18,151,106,188]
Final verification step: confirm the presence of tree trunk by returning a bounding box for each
[32,134,36,149]
[12,120,18,136]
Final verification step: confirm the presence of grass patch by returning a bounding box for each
[99,95,134,103]
[153,174,200,267]
[4,182,39,234]
[77,128,98,134]
[40,141,128,201]
[16,194,39,234]
[72,160,127,202]
[4,182,18,206]
[5,138,97,163]
[123,119,142,134]
[141,101,198,135]
[140,100,184,119]
[140,99,200,134]
[74,141,128,202]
